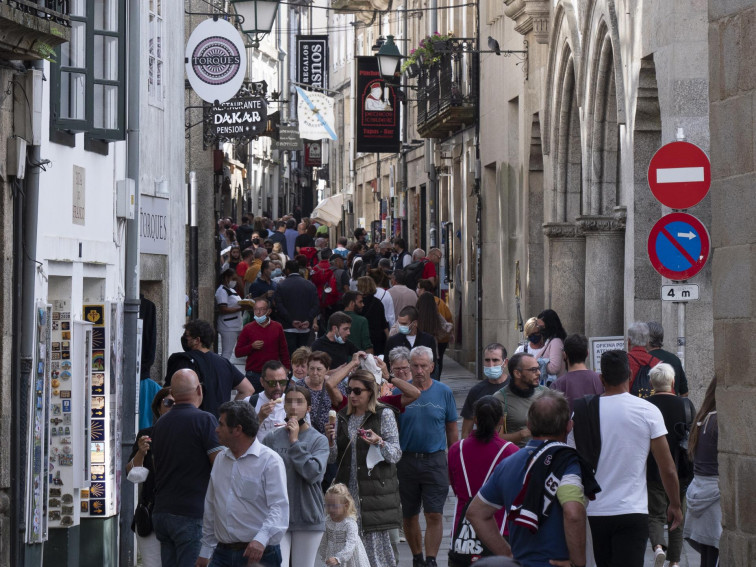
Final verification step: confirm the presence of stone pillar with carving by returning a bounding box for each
[503,0,551,44]
[543,222,585,334]
[577,207,627,338]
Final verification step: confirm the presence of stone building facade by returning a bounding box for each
[708,1,756,563]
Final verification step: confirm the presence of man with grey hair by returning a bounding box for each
[647,321,689,397]
[394,346,459,567]
[197,401,288,567]
[626,321,660,398]
[468,389,590,567]
[410,248,439,288]
[645,363,696,567]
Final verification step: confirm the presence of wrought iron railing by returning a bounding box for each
[8,0,71,26]
[416,50,478,136]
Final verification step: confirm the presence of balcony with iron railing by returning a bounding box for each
[0,0,71,61]
[415,50,478,139]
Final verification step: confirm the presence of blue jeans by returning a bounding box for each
[152,512,203,567]
[210,544,282,567]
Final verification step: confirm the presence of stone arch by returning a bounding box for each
[552,46,582,224]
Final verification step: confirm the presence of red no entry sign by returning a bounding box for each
[647,141,711,209]
[647,213,710,280]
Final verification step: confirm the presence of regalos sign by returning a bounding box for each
[185,18,247,104]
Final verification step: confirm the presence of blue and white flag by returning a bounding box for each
[296,86,337,141]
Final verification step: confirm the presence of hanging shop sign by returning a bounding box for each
[355,56,400,153]
[139,195,170,256]
[297,35,328,89]
[209,96,268,139]
[275,124,304,150]
[305,141,322,166]
[185,18,247,104]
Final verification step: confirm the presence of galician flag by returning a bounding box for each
[296,86,337,141]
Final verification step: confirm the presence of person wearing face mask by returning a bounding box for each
[262,385,329,567]
[235,298,290,394]
[514,317,545,355]
[248,260,277,305]
[460,344,509,439]
[492,353,549,448]
[311,311,360,368]
[384,306,438,374]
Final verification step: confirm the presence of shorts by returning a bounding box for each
[397,451,449,517]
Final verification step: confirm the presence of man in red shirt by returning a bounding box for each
[234,297,290,393]
[626,321,660,396]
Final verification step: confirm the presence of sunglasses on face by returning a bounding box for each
[265,380,288,387]
[346,386,369,396]
[162,399,175,408]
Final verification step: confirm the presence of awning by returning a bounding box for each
[311,193,345,227]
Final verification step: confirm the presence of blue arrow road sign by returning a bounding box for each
[647,213,710,280]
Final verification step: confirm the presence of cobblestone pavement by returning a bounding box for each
[395,356,700,567]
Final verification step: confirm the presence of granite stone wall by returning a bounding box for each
[709,2,756,564]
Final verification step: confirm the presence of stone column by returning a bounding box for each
[543,223,585,334]
[578,208,626,338]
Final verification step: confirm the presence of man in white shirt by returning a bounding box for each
[197,401,289,567]
[243,360,289,441]
[572,349,682,567]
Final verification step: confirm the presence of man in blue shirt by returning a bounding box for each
[394,345,458,567]
[467,390,587,567]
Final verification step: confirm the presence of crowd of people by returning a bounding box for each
[126,212,721,567]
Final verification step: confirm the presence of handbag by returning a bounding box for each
[131,501,153,537]
[448,439,511,566]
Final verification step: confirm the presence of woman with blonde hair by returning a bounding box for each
[325,370,401,567]
[515,316,545,354]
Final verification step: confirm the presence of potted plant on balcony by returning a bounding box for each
[401,31,454,76]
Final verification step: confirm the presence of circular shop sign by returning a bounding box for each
[185,18,247,104]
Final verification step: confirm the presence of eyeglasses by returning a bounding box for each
[161,399,175,408]
[346,386,369,396]
[265,380,288,387]
[521,367,541,374]
[392,366,410,374]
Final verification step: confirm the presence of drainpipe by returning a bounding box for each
[428,0,438,249]
[13,57,43,566]
[189,172,199,320]
[474,0,483,377]
[118,0,141,563]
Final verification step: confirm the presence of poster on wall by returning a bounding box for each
[355,56,400,153]
[297,35,328,89]
[304,141,322,167]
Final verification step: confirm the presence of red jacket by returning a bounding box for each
[627,347,660,390]
[234,319,291,372]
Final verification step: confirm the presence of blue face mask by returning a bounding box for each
[254,315,267,325]
[335,332,345,344]
[483,365,503,380]
[398,325,411,335]
[271,268,282,278]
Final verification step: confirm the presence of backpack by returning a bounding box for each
[164,351,204,386]
[404,259,428,291]
[299,247,319,267]
[448,439,511,566]
[350,256,367,281]
[311,263,339,307]
[674,397,696,486]
[628,354,653,398]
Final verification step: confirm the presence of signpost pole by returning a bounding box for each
[677,299,686,370]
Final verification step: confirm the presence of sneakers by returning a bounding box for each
[654,547,667,567]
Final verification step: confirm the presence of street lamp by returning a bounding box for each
[230,0,281,45]
[376,34,402,81]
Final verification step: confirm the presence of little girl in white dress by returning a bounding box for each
[318,484,371,567]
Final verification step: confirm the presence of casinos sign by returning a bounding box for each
[185,18,247,104]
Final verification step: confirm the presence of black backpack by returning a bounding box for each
[404,259,428,291]
[674,398,697,486]
[628,354,653,398]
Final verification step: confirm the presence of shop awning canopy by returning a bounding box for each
[311,193,345,227]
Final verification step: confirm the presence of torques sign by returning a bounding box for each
[185,18,247,104]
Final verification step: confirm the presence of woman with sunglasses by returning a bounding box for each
[126,387,174,567]
[262,385,330,567]
[325,370,402,567]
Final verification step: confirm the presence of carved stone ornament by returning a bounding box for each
[503,0,551,44]
[576,213,627,233]
[543,222,583,239]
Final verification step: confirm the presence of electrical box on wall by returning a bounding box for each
[7,136,27,179]
[115,179,135,219]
